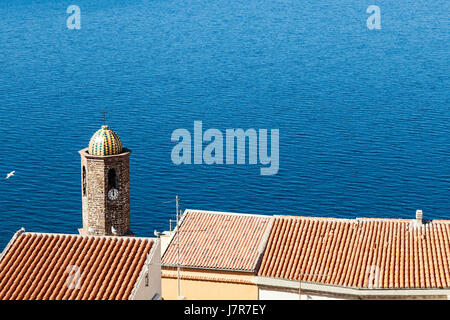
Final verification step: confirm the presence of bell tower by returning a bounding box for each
[78,125,132,236]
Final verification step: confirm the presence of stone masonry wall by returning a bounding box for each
[79,148,131,236]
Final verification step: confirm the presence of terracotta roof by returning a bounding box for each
[0,231,155,300]
[162,210,272,272]
[258,216,450,289]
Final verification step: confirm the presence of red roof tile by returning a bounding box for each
[258,216,450,289]
[162,210,271,271]
[0,231,155,300]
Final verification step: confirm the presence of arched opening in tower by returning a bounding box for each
[108,168,118,189]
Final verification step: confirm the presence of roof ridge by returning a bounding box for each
[184,210,450,223]
[23,231,156,241]
[274,215,357,222]
[273,215,450,223]
[184,209,271,219]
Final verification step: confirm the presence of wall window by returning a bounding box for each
[108,168,118,189]
[82,166,86,196]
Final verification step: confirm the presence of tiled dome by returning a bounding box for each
[88,125,123,156]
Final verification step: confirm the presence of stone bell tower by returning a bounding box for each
[78,125,132,236]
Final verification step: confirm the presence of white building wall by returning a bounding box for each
[259,288,298,300]
[300,294,343,300]
[160,231,174,256]
[258,277,450,300]
[131,240,162,300]
[259,288,343,300]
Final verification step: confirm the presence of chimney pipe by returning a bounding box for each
[416,210,423,225]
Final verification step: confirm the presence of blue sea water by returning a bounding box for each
[0,0,448,248]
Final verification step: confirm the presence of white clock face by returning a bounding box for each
[108,188,119,201]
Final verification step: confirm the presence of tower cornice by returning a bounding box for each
[78,147,131,160]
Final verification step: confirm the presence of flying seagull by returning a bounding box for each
[5,171,15,180]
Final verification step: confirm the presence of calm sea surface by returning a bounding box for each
[0,0,448,248]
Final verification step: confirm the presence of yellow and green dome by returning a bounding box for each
[88,125,123,156]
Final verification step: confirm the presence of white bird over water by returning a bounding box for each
[5,171,15,180]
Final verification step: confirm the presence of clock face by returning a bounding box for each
[108,188,119,201]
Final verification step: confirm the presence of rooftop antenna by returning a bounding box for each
[176,194,182,299]
[102,111,107,125]
[160,195,183,299]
